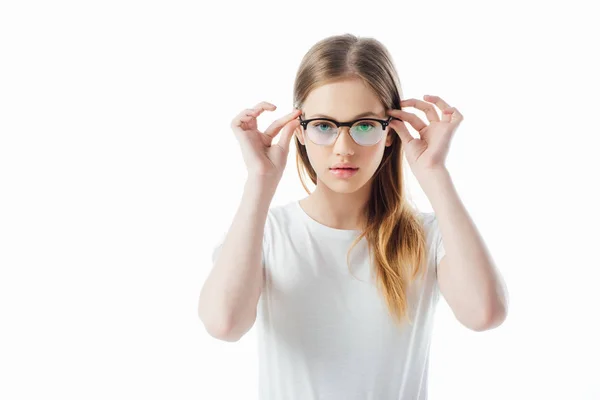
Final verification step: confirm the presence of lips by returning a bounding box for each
[330,168,359,179]
[330,163,358,170]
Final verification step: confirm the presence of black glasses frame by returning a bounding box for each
[298,115,397,131]
[297,115,401,146]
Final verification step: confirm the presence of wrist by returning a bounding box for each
[245,174,279,195]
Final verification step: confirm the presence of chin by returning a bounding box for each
[328,184,360,194]
[321,173,368,194]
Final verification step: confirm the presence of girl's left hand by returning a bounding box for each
[387,94,463,177]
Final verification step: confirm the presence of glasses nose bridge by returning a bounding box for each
[335,120,355,137]
[337,120,355,131]
[333,121,356,147]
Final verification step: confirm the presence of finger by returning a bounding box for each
[441,107,454,123]
[389,119,415,145]
[237,115,256,125]
[387,109,428,132]
[239,109,261,123]
[274,118,301,153]
[248,102,277,120]
[264,108,302,139]
[399,98,440,122]
[421,95,464,123]
[252,101,277,111]
[230,102,276,129]
[231,108,261,129]
[442,106,464,124]
[423,95,451,111]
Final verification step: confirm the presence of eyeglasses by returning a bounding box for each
[298,115,397,146]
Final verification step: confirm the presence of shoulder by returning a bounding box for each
[265,200,299,230]
[414,210,438,233]
[268,200,296,218]
[415,209,435,223]
[413,210,443,253]
[263,200,299,241]
[414,210,445,268]
[210,201,296,264]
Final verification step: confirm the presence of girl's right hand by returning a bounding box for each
[230,102,302,180]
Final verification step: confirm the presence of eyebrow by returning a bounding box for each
[306,111,382,120]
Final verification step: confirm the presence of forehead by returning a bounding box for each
[303,78,385,120]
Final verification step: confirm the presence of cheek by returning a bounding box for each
[367,142,386,159]
[305,144,326,168]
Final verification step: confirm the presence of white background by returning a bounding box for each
[1,0,599,399]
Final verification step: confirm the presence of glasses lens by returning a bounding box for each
[350,120,385,146]
[306,120,338,145]
[305,119,386,146]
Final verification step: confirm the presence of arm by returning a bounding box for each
[421,167,509,332]
[198,177,277,342]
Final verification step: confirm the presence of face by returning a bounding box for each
[294,77,394,194]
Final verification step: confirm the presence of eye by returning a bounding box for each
[308,120,336,133]
[354,121,377,132]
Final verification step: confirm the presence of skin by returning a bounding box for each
[294,77,395,231]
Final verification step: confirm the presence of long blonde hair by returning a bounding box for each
[293,34,429,327]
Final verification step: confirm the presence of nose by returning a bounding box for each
[332,126,355,156]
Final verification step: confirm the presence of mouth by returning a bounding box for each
[329,167,359,178]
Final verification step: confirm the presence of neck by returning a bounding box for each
[301,179,371,231]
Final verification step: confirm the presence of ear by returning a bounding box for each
[294,126,306,146]
[385,130,395,147]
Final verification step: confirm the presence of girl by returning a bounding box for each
[199,33,508,400]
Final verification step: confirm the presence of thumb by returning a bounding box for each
[275,119,300,153]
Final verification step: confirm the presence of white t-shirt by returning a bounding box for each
[211,200,446,400]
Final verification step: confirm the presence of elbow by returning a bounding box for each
[469,298,508,332]
[470,309,507,332]
[469,278,510,332]
[198,305,239,342]
[210,328,243,343]
[200,315,242,342]
[198,289,260,343]
[198,307,254,342]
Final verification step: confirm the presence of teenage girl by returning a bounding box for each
[199,33,508,400]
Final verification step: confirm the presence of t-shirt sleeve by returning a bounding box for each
[431,213,446,271]
[422,211,445,275]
